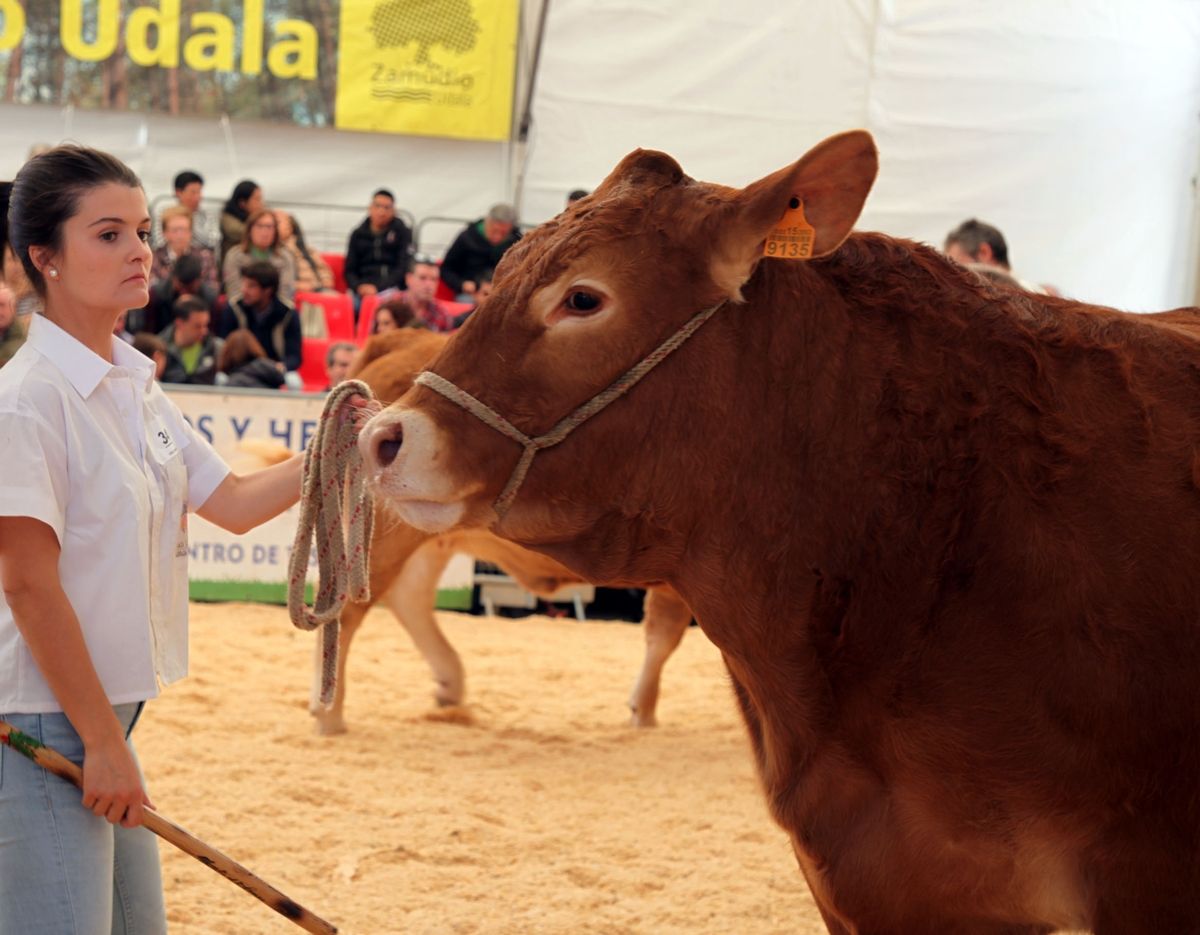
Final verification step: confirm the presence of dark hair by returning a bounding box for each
[944,218,1010,269]
[240,260,279,293]
[174,170,203,192]
[223,180,260,222]
[371,188,395,203]
[218,328,268,373]
[0,181,12,259]
[375,295,422,332]
[171,253,202,285]
[172,294,209,321]
[9,145,143,296]
[132,331,167,359]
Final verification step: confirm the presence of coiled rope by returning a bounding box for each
[287,379,376,707]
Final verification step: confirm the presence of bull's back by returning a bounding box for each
[352,330,449,404]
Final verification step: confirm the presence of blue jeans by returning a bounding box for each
[0,702,167,934]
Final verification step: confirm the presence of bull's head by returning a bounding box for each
[359,131,877,581]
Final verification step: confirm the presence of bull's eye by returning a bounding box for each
[565,290,602,314]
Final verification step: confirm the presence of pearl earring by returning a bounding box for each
[48,268,58,279]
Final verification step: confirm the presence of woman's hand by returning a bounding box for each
[81,732,154,828]
[344,392,381,431]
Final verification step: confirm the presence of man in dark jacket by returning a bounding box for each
[159,296,222,385]
[216,262,302,383]
[343,188,413,302]
[439,203,521,299]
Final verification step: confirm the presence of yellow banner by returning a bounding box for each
[335,0,518,142]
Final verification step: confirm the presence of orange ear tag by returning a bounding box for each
[763,197,815,259]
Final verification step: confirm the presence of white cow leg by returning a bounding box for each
[388,536,466,708]
[310,600,370,735]
[628,586,692,727]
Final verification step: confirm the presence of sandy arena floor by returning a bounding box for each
[134,602,825,934]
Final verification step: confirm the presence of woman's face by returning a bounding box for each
[249,213,277,251]
[164,215,192,255]
[244,187,264,215]
[274,211,294,241]
[34,182,152,318]
[375,307,398,333]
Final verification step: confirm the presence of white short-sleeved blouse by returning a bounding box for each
[0,315,230,713]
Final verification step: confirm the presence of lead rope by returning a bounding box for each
[415,298,727,518]
[287,379,376,708]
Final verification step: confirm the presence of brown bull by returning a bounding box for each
[310,330,691,734]
[358,130,1200,932]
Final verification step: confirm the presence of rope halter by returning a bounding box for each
[415,299,728,519]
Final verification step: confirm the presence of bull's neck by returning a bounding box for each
[669,260,871,622]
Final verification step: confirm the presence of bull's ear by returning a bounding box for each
[709,130,877,299]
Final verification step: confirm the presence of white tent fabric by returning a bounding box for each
[1,1,1198,308]
[522,0,1200,310]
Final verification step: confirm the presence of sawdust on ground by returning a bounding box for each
[135,602,824,935]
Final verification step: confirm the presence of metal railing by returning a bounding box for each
[414,215,475,261]
[149,194,420,256]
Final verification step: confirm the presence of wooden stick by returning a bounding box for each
[0,720,337,935]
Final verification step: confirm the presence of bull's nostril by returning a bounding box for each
[378,439,401,466]
[376,426,402,467]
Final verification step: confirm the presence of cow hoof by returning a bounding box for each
[423,705,474,725]
[314,716,348,736]
[434,693,463,708]
[629,708,658,729]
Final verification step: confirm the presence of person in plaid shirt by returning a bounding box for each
[377,255,469,333]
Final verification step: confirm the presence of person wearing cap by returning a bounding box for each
[439,203,522,301]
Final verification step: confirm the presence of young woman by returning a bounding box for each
[0,146,350,933]
[218,178,262,265]
[372,295,425,335]
[275,211,334,294]
[373,302,399,334]
[221,207,297,306]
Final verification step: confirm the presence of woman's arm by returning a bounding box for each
[0,517,151,827]
[277,250,297,306]
[195,392,371,532]
[197,452,304,534]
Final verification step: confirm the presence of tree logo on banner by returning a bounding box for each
[370,0,481,65]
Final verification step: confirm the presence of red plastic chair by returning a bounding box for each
[320,253,347,293]
[298,337,331,392]
[435,278,457,302]
[355,293,380,345]
[296,291,354,341]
